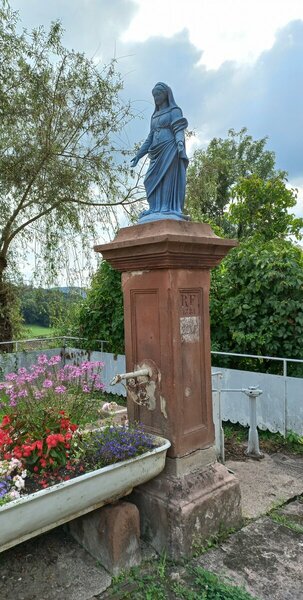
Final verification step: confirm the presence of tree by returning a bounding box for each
[0,2,142,342]
[18,285,83,329]
[229,173,303,240]
[186,128,279,230]
[76,260,124,354]
[210,239,303,371]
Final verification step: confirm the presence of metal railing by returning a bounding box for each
[0,336,108,353]
[211,350,303,377]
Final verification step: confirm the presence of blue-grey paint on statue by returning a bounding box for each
[131,83,189,223]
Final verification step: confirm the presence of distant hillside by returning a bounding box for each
[52,286,87,298]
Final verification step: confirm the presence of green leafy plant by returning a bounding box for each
[210,239,303,369]
[108,560,258,599]
[77,260,124,354]
[270,511,303,534]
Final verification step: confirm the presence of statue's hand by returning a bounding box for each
[177,141,184,155]
[130,156,139,168]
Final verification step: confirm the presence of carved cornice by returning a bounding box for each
[94,220,237,272]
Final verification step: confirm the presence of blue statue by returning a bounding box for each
[131,82,189,223]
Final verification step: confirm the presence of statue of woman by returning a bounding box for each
[131,82,189,223]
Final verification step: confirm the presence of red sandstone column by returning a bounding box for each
[95,220,234,457]
[95,220,242,557]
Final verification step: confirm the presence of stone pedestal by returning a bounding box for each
[95,220,242,556]
[68,501,141,574]
[131,462,241,558]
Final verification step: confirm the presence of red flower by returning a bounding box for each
[34,466,39,472]
[13,447,23,459]
[35,440,43,452]
[40,458,47,467]
[1,415,10,427]
[46,433,65,448]
[70,424,78,432]
[59,410,65,415]
[22,445,33,457]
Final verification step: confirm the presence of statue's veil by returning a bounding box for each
[152,82,179,114]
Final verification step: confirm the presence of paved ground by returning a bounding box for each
[0,528,111,600]
[197,500,303,600]
[226,451,303,518]
[0,453,303,599]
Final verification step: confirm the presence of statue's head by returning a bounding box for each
[152,83,168,107]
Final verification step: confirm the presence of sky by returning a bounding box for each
[9,0,303,281]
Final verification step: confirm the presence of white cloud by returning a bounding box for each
[123,0,303,69]
[288,179,303,218]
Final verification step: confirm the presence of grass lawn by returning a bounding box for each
[24,324,53,338]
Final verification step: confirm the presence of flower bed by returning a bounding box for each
[0,355,170,551]
[0,435,170,552]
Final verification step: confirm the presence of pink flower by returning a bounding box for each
[48,355,61,366]
[55,385,66,394]
[17,367,27,375]
[30,365,45,375]
[5,373,17,382]
[94,381,105,390]
[82,384,90,393]
[38,354,48,365]
[34,391,44,400]
[42,379,53,388]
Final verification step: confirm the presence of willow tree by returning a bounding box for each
[0,2,143,342]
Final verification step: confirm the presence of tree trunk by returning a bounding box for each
[0,258,13,352]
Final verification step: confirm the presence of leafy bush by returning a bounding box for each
[77,260,124,353]
[211,238,303,373]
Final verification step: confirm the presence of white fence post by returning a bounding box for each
[212,371,225,463]
[243,386,264,458]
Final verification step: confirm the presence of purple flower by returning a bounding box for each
[5,373,17,382]
[94,381,105,390]
[54,385,66,394]
[38,354,48,365]
[48,355,61,366]
[0,480,10,498]
[42,379,53,388]
[89,425,155,467]
[17,368,27,375]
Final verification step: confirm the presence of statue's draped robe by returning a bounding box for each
[137,107,188,215]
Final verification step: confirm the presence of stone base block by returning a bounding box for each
[68,501,141,575]
[130,462,242,559]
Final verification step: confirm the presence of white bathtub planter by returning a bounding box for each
[0,435,170,553]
